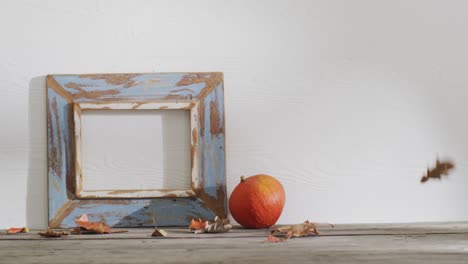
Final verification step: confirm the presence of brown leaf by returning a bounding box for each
[151,229,168,237]
[150,210,167,237]
[204,217,232,233]
[268,221,330,242]
[38,228,69,238]
[7,227,29,234]
[266,234,285,243]
[421,159,455,183]
[189,218,206,231]
[275,220,319,238]
[189,216,232,234]
[75,214,112,234]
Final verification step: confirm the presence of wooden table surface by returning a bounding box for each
[1,223,468,263]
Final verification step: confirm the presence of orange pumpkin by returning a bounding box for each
[229,174,286,229]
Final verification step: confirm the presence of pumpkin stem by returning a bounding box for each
[240,176,247,182]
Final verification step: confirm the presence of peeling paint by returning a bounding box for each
[195,186,227,219]
[79,74,141,88]
[65,82,121,99]
[210,100,223,134]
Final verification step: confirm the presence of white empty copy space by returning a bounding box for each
[81,109,191,191]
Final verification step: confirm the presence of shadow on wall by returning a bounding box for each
[27,76,48,229]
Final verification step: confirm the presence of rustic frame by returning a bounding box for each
[47,73,226,228]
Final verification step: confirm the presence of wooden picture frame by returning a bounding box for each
[47,73,226,227]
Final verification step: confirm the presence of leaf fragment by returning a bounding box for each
[189,218,206,231]
[150,210,168,237]
[267,220,331,243]
[7,227,29,234]
[266,234,284,243]
[38,228,69,238]
[74,213,116,234]
[189,216,232,234]
[151,229,168,237]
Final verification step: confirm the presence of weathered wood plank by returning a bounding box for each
[2,222,468,240]
[0,227,467,264]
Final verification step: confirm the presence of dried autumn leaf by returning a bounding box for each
[38,228,69,238]
[421,159,455,183]
[275,220,319,238]
[267,220,332,243]
[7,227,29,234]
[266,234,284,243]
[75,213,112,234]
[189,218,206,231]
[189,216,232,234]
[204,217,232,233]
[150,211,167,237]
[151,229,168,237]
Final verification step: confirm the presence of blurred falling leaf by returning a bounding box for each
[421,159,455,183]
[38,228,69,238]
[7,227,29,234]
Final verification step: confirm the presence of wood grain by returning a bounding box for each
[1,223,468,264]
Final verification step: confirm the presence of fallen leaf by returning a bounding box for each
[189,216,232,234]
[267,221,332,242]
[275,220,319,238]
[150,210,167,237]
[7,227,29,234]
[189,218,206,231]
[38,228,69,238]
[151,229,168,237]
[75,214,113,234]
[266,234,284,243]
[421,159,455,183]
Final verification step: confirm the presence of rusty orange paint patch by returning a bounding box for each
[79,74,140,88]
[210,101,223,135]
[194,186,227,219]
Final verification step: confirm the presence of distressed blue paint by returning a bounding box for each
[59,199,215,227]
[117,82,206,100]
[47,88,72,221]
[200,84,226,198]
[54,73,207,102]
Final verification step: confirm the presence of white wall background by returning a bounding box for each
[1,0,468,228]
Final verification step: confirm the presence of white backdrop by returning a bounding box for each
[1,0,468,229]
